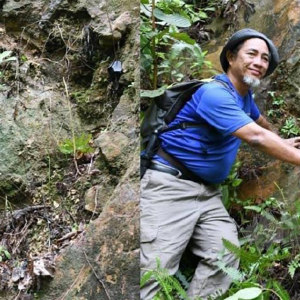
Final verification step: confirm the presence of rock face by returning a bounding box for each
[0,0,139,298]
[38,157,139,300]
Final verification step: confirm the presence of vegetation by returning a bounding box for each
[0,0,139,297]
[0,246,11,262]
[141,259,190,300]
[267,91,285,119]
[0,50,16,90]
[0,51,16,64]
[58,133,94,158]
[266,91,300,138]
[280,117,300,137]
[140,0,215,98]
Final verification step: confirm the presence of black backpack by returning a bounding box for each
[140,78,231,179]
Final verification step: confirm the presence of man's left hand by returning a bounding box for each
[285,137,300,148]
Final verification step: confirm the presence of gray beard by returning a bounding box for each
[243,75,261,88]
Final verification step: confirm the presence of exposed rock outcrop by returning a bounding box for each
[0,0,139,298]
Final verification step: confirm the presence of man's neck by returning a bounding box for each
[226,72,249,97]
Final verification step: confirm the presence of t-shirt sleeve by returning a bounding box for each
[195,86,254,137]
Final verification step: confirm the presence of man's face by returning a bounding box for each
[227,38,270,85]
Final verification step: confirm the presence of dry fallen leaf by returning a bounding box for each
[33,257,55,277]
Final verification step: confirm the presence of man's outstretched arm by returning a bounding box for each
[255,115,274,132]
[256,115,300,148]
[233,122,300,165]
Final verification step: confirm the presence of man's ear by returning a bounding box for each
[226,50,234,66]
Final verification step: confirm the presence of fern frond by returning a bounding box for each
[222,238,260,264]
[175,269,190,290]
[271,280,290,300]
[165,275,189,299]
[215,260,245,282]
[288,254,300,278]
[143,259,190,300]
[141,270,154,287]
[157,269,189,300]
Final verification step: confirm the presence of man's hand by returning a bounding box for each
[285,137,300,148]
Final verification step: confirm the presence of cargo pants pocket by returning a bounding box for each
[140,170,159,243]
[140,201,158,243]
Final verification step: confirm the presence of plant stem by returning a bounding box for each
[63,77,81,175]
[151,0,157,89]
[263,288,284,300]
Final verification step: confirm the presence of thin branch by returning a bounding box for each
[58,265,86,300]
[83,250,112,300]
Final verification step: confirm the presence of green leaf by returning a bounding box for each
[174,269,189,290]
[169,32,195,44]
[271,280,290,300]
[141,4,151,17]
[59,139,73,154]
[198,11,208,19]
[170,42,194,59]
[4,57,17,62]
[156,28,170,41]
[232,178,242,187]
[0,51,16,64]
[141,86,166,98]
[140,0,149,4]
[244,206,262,213]
[21,55,27,62]
[58,133,93,155]
[0,51,12,61]
[235,287,262,299]
[4,250,11,259]
[153,8,191,27]
[224,287,262,300]
[140,270,154,287]
[261,211,277,223]
[222,238,260,264]
[264,280,273,300]
[204,7,216,11]
[215,260,244,281]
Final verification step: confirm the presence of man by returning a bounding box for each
[140,28,300,300]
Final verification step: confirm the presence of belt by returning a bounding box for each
[149,162,211,185]
[149,162,182,178]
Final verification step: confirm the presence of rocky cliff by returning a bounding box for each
[0,0,139,299]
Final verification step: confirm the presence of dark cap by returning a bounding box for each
[220,28,279,77]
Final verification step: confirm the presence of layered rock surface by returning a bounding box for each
[0,0,139,298]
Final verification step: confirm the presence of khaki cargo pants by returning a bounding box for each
[140,169,239,300]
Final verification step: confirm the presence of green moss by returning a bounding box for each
[0,178,25,199]
[108,0,138,15]
[71,90,103,122]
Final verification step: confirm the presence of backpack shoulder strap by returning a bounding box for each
[163,78,234,131]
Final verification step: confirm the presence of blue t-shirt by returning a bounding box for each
[155,74,260,183]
